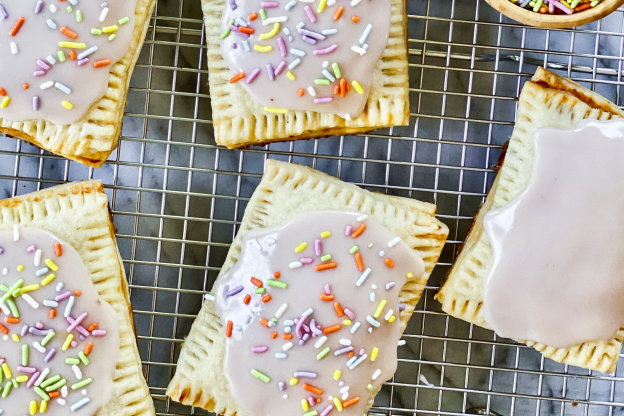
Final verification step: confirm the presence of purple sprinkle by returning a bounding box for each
[79,335,86,341]
[36,60,51,70]
[33,96,40,111]
[398,303,406,312]
[29,328,52,336]
[321,405,333,416]
[230,25,250,38]
[17,366,37,373]
[101,2,108,8]
[304,6,317,23]
[252,345,268,353]
[314,97,333,104]
[0,247,4,255]
[27,372,40,388]
[44,348,56,363]
[334,346,354,356]
[302,333,310,342]
[0,3,7,20]
[385,282,396,290]
[26,245,36,253]
[225,285,244,297]
[77,58,90,66]
[229,0,237,10]
[92,329,107,337]
[315,240,322,256]
[309,319,322,336]
[300,257,313,264]
[246,67,261,84]
[301,35,317,45]
[345,225,352,236]
[33,70,46,77]
[266,64,275,81]
[298,28,326,41]
[231,42,237,49]
[313,44,338,56]
[339,380,345,387]
[293,371,317,378]
[275,60,287,76]
[277,37,287,58]
[20,325,29,336]
[343,308,355,320]
[35,1,44,14]
[278,381,285,391]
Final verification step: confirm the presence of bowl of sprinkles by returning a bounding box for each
[486,0,624,28]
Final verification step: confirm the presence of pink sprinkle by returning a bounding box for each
[26,245,36,253]
[36,60,50,70]
[77,57,90,66]
[66,316,90,337]
[345,225,352,236]
[91,329,107,337]
[17,366,37,373]
[33,70,46,77]
[314,97,333,104]
[277,37,287,57]
[27,371,40,388]
[304,5,317,23]
[246,67,261,84]
[55,291,72,302]
[70,340,78,348]
[300,257,313,264]
[274,60,287,76]
[261,1,279,7]
[314,239,322,256]
[252,345,268,353]
[343,308,355,320]
[550,0,573,13]
[324,284,331,295]
[308,396,316,406]
[0,358,4,365]
[230,25,250,38]
[313,44,338,55]
[320,405,334,416]
[67,312,88,333]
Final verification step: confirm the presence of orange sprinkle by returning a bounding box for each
[244,294,251,305]
[239,26,255,34]
[53,242,62,258]
[320,294,335,301]
[60,26,78,39]
[69,50,77,60]
[5,317,19,324]
[229,72,245,83]
[260,318,269,327]
[333,302,344,317]
[322,324,341,335]
[49,309,56,319]
[249,12,258,20]
[351,224,366,238]
[22,83,29,90]
[343,397,361,408]
[297,88,305,97]
[346,83,351,92]
[0,324,8,335]
[333,85,340,95]
[49,391,60,399]
[74,290,81,297]
[333,6,344,20]
[87,323,98,332]
[348,351,354,358]
[384,258,395,268]
[355,252,364,272]
[303,383,324,395]
[282,333,293,340]
[351,15,360,23]
[340,78,347,97]
[575,2,592,11]
[251,277,263,287]
[539,5,548,13]
[315,262,337,271]
[0,88,6,96]
[10,17,25,37]
[93,59,111,68]
[84,342,93,356]
[271,331,278,339]
[274,271,281,279]
[315,398,322,404]
[261,294,272,303]
[226,320,233,337]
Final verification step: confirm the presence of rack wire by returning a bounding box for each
[2,0,624,415]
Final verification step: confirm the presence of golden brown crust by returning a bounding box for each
[0,0,157,167]
[0,181,155,415]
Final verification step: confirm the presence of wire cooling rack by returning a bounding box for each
[2,0,624,415]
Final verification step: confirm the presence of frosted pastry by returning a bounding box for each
[0,181,154,415]
[166,160,449,414]
[436,67,624,373]
[202,0,410,148]
[0,0,157,166]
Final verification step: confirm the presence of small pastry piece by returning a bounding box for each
[202,0,410,148]
[436,67,624,373]
[166,160,448,414]
[0,0,157,167]
[0,181,154,415]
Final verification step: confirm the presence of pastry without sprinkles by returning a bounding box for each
[215,212,425,416]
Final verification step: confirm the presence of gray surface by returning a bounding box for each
[2,0,624,415]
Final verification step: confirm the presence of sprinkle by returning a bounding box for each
[10,17,25,36]
[316,347,330,360]
[314,336,327,348]
[303,383,323,395]
[374,299,387,318]
[70,398,90,412]
[265,107,289,114]
[343,396,361,408]
[62,334,74,350]
[295,242,308,253]
[333,397,343,412]
[384,258,395,268]
[367,315,381,328]
[226,321,233,337]
[371,347,379,361]
[388,236,401,247]
[356,268,372,287]
[251,369,271,383]
[316,262,337,271]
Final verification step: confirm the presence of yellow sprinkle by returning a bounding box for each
[102,25,119,33]
[342,319,352,326]
[352,80,364,94]
[42,274,56,286]
[58,41,86,49]
[259,22,280,40]
[374,299,387,319]
[20,284,39,294]
[61,100,73,110]
[45,259,59,271]
[12,334,19,343]
[62,334,74,351]
[16,375,28,383]
[289,377,299,385]
[301,399,309,411]
[407,272,414,279]
[40,400,47,413]
[317,0,327,12]
[0,96,10,109]
[333,396,343,412]
[389,315,396,323]
[286,71,296,81]
[264,107,288,114]
[295,242,308,253]
[30,400,37,416]
[2,363,12,379]
[333,370,341,380]
[16,265,24,272]
[253,44,273,52]
[320,231,331,238]
[371,347,379,362]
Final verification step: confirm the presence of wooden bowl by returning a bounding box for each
[486,0,624,28]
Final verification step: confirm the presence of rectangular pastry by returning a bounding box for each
[0,0,157,167]
[436,67,624,373]
[202,0,410,148]
[0,180,154,415]
[166,159,448,414]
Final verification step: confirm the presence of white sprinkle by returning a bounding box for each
[371,284,377,290]
[43,300,59,308]
[10,42,18,55]
[346,356,357,367]
[32,342,46,353]
[34,250,42,267]
[251,307,262,313]
[398,340,407,346]
[342,392,349,400]
[356,268,372,287]
[351,0,362,5]
[289,261,302,269]
[204,293,215,302]
[99,7,109,22]
[302,307,313,317]
[54,82,72,94]
[243,40,251,52]
[349,354,368,370]
[367,315,381,327]
[61,385,68,398]
[55,282,64,293]
[356,214,368,222]
[0,300,9,316]
[13,225,19,241]
[339,386,349,394]
[369,292,375,302]
[322,69,336,82]
[275,303,288,319]
[72,364,83,380]
[40,81,54,90]
[388,236,401,248]
[327,0,336,5]
[46,55,57,65]
[350,322,361,334]
[235,17,248,27]
[282,342,293,351]
[290,48,306,57]
[49,4,57,12]
[77,46,98,60]
[372,369,382,380]
[35,368,50,386]
[285,0,296,10]
[384,309,394,321]
[263,16,287,25]
[288,58,302,70]
[314,336,327,349]
[64,296,75,318]
[283,319,294,326]
[282,394,288,399]
[352,45,367,56]
[322,28,338,35]
[56,399,66,406]
[46,19,57,29]
[296,21,305,29]
[283,27,291,35]
[70,397,90,412]
[378,251,385,257]
[322,61,329,68]
[1,269,6,276]
[251,238,262,251]
[359,24,373,45]
[339,339,351,346]
[21,294,39,309]
[275,352,288,359]
[307,86,317,97]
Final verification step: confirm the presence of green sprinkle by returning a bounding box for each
[58,50,66,62]
[314,79,330,85]
[259,8,267,19]
[34,386,49,400]
[45,378,66,392]
[266,279,287,289]
[2,279,23,301]
[79,352,90,365]
[2,381,12,398]
[251,369,271,383]
[255,287,266,294]
[304,411,319,416]
[41,332,55,347]
[40,375,61,389]
[67,6,73,12]
[532,0,543,11]
[22,344,28,366]
[349,246,359,254]
[91,28,103,35]
[367,383,374,390]
[321,254,332,262]
[271,317,278,323]
[332,63,341,78]
[65,358,80,365]
[11,379,16,389]
[221,19,235,39]
[6,299,18,318]
[0,284,8,292]
[570,0,582,6]
[316,347,331,360]
[76,10,83,23]
[119,16,130,25]
[108,34,116,41]
[71,378,93,390]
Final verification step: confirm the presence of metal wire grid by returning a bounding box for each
[2,0,624,414]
